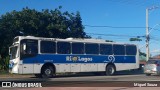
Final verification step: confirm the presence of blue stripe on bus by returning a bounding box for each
[22,54,136,64]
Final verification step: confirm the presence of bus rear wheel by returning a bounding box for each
[146,74,151,76]
[105,65,115,76]
[41,65,54,78]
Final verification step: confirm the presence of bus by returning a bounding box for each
[9,36,139,78]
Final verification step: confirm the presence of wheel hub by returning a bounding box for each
[45,69,51,75]
[109,67,114,74]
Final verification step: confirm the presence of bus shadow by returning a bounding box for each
[114,69,144,76]
[31,69,144,79]
[54,69,144,78]
[45,70,143,78]
[54,72,101,78]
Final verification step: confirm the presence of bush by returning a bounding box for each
[0,56,9,70]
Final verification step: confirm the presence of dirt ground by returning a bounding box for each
[0,74,34,78]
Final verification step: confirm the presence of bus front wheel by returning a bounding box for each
[41,65,54,78]
[35,74,41,78]
[105,65,115,76]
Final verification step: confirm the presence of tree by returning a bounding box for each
[105,40,113,42]
[0,7,90,70]
[129,38,142,41]
[139,50,146,57]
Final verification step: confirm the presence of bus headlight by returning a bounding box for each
[9,61,15,68]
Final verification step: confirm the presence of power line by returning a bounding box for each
[150,36,160,41]
[84,25,146,29]
[87,33,145,38]
[149,28,160,31]
[84,25,160,32]
[109,0,160,8]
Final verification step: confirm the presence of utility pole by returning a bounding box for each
[146,8,149,61]
[146,6,159,61]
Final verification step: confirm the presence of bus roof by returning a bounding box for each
[15,36,137,46]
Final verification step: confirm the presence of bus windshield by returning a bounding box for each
[10,46,18,59]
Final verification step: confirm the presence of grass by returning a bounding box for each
[0,70,34,78]
[0,70,9,75]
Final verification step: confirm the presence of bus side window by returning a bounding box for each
[57,42,71,54]
[85,43,99,54]
[40,41,56,53]
[26,45,38,54]
[100,44,112,55]
[126,45,137,55]
[72,42,84,54]
[113,45,125,55]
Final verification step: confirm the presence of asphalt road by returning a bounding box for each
[1,70,160,81]
[1,71,160,90]
[50,74,160,81]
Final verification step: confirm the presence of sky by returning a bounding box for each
[1,0,160,56]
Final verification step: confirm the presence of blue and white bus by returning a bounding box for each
[9,36,139,78]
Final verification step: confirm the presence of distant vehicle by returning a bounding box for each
[144,59,160,76]
[9,36,139,78]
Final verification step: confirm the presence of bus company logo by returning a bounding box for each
[66,56,71,61]
[66,56,93,62]
[66,56,78,62]
[108,55,115,63]
[72,56,78,62]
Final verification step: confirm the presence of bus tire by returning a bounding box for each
[35,74,41,78]
[41,65,54,78]
[146,74,151,76]
[105,64,115,76]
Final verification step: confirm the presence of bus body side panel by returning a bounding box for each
[55,64,71,72]
[136,48,140,69]
[22,54,137,74]
[115,63,138,71]
[71,64,81,72]
[10,58,20,74]
[55,63,103,73]
[80,63,98,72]
[22,64,33,74]
[18,60,23,74]
[34,64,43,74]
[97,63,106,71]
[115,55,138,71]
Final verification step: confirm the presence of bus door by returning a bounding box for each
[20,39,38,74]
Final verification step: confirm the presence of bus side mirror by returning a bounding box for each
[23,43,26,51]
[9,47,11,55]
